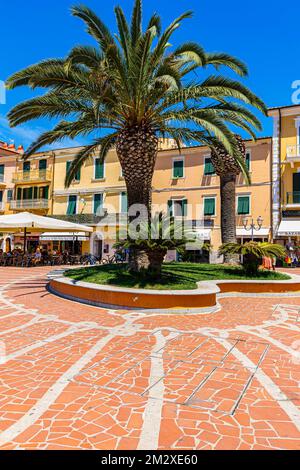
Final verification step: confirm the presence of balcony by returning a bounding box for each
[10,199,49,211]
[286,145,300,167]
[12,169,52,184]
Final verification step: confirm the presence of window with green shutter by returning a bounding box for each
[95,158,105,179]
[66,161,80,182]
[94,194,103,215]
[173,159,184,178]
[245,152,250,171]
[0,165,4,182]
[120,192,128,213]
[67,195,77,215]
[0,191,3,203]
[7,190,13,202]
[168,199,187,217]
[204,157,215,176]
[237,196,250,215]
[204,198,215,216]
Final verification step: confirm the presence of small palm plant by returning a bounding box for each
[115,213,195,276]
[218,241,286,275]
[7,0,266,273]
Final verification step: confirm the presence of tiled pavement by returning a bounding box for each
[0,267,299,450]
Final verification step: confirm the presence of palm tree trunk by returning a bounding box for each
[116,125,158,273]
[220,173,239,264]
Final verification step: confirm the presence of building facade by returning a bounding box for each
[2,108,294,260]
[268,104,300,252]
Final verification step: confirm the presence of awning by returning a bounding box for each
[40,232,90,242]
[236,228,270,237]
[277,220,300,236]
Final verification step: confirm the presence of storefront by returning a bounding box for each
[39,232,90,255]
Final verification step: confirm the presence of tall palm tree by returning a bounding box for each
[6,0,266,273]
[210,135,247,263]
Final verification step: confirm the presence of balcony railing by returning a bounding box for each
[12,169,52,183]
[286,192,300,205]
[286,145,300,159]
[10,199,49,210]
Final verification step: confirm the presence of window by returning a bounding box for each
[0,191,3,202]
[67,195,77,215]
[7,189,13,202]
[167,199,188,217]
[94,158,105,180]
[120,192,128,213]
[66,161,80,182]
[173,159,184,179]
[245,151,251,171]
[204,157,215,176]
[39,159,47,176]
[237,195,250,215]
[94,193,103,215]
[40,186,49,200]
[203,197,216,216]
[0,164,4,182]
[23,162,30,180]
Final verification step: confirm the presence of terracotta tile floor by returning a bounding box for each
[0,266,299,450]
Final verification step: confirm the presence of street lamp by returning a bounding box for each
[242,216,263,241]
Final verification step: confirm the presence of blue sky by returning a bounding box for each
[0,0,299,149]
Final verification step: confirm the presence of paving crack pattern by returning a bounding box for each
[0,267,299,449]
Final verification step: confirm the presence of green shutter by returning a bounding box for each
[95,158,104,179]
[204,158,215,176]
[39,159,47,171]
[237,196,250,215]
[23,162,30,172]
[182,199,188,217]
[7,190,13,201]
[67,196,77,215]
[173,160,184,178]
[245,153,250,171]
[67,161,80,182]
[17,188,22,200]
[94,194,103,215]
[33,187,38,199]
[121,192,128,213]
[204,198,215,216]
[0,191,3,203]
[167,200,173,216]
[28,187,33,200]
[0,165,4,176]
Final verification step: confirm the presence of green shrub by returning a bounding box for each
[218,241,286,275]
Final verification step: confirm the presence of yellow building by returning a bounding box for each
[43,137,273,262]
[268,104,300,250]
[0,141,23,251]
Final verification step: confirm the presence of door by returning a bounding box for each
[293,173,300,203]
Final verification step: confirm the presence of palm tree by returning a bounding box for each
[6,0,266,273]
[210,134,247,262]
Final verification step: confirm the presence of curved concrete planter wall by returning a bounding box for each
[49,275,300,311]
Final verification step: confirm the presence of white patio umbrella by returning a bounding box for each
[0,212,93,252]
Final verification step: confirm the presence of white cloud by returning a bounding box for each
[0,114,85,150]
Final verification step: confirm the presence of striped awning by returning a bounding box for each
[40,232,89,242]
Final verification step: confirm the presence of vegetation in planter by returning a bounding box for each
[114,214,195,277]
[218,241,286,275]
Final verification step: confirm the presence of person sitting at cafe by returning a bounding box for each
[33,247,42,265]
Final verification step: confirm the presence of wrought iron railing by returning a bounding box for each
[10,199,49,210]
[12,169,52,183]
